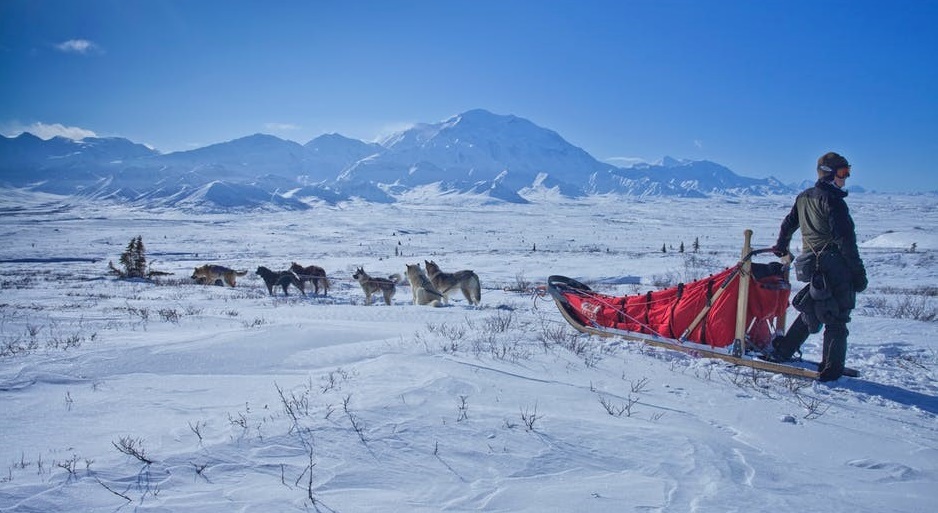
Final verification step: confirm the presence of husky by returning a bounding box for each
[405,263,445,307]
[424,260,481,305]
[255,266,306,296]
[191,264,248,287]
[290,262,331,295]
[352,267,400,306]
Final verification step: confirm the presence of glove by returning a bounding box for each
[771,245,789,258]
[852,270,868,293]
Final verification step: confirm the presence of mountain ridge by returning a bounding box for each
[1,109,800,211]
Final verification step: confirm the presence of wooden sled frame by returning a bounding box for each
[547,230,859,380]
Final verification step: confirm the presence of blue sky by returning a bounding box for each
[2,0,936,192]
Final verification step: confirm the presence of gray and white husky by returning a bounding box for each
[424,260,481,305]
[405,263,445,307]
[352,267,400,306]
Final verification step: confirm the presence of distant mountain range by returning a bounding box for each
[0,109,798,211]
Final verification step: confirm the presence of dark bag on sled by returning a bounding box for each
[808,272,841,322]
[793,252,817,282]
[793,280,841,328]
[809,272,832,300]
[792,285,822,332]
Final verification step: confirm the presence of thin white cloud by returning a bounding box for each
[372,121,416,144]
[264,122,302,132]
[4,121,97,140]
[605,156,647,167]
[55,39,99,55]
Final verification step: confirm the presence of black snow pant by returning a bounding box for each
[773,250,856,381]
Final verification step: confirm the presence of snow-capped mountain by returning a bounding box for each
[0,133,159,190]
[304,133,384,183]
[593,158,792,198]
[156,134,311,182]
[0,132,157,167]
[364,109,613,190]
[0,109,794,210]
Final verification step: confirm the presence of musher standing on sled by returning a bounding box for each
[767,152,868,381]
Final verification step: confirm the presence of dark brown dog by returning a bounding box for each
[256,266,305,296]
[290,262,330,295]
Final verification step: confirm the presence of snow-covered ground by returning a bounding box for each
[0,190,936,512]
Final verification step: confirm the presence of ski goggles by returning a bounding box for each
[820,165,851,178]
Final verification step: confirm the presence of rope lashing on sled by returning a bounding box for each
[552,283,673,341]
[549,246,785,351]
[674,247,782,344]
[676,264,743,345]
[544,235,815,375]
[536,283,683,341]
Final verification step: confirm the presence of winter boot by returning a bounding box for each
[765,315,812,362]
[762,337,791,363]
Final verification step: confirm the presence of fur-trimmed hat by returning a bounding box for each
[817,152,849,180]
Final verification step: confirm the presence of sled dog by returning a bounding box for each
[405,263,445,307]
[424,260,481,305]
[255,266,306,296]
[290,262,330,295]
[352,267,400,306]
[191,264,247,287]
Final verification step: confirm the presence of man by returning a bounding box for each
[767,152,867,381]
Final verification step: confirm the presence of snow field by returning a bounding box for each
[0,192,936,512]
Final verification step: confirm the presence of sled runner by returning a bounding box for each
[547,230,859,379]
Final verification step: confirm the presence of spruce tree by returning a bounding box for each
[119,239,135,277]
[117,236,147,278]
[110,235,169,280]
[131,236,147,278]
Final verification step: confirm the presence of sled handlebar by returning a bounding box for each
[714,247,783,289]
[744,247,782,261]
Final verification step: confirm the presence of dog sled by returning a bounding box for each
[546,230,858,379]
